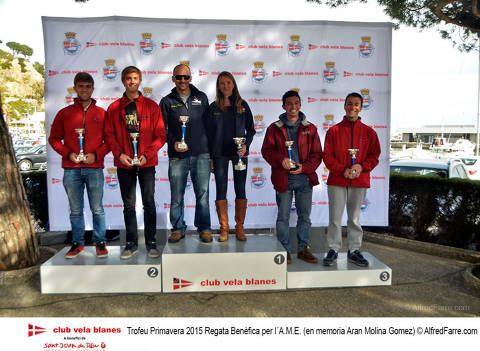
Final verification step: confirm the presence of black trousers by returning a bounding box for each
[117,166,156,244]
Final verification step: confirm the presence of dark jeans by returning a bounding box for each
[213,156,247,200]
[117,166,156,244]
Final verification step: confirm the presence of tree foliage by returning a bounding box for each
[5,41,33,58]
[6,100,35,120]
[33,62,45,76]
[307,0,480,51]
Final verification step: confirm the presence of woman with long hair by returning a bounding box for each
[206,71,256,241]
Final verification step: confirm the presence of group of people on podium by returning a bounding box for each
[49,63,380,267]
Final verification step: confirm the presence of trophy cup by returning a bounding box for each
[74,128,86,162]
[348,148,359,178]
[178,115,189,150]
[130,132,141,166]
[285,140,298,171]
[233,137,247,171]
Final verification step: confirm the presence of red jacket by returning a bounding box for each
[323,117,381,188]
[261,117,323,193]
[104,94,166,169]
[49,98,110,168]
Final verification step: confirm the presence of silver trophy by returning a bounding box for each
[233,137,247,171]
[348,148,359,178]
[74,128,86,162]
[285,140,298,170]
[130,132,141,166]
[178,115,189,150]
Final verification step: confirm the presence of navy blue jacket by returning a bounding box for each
[159,84,209,159]
[206,98,255,158]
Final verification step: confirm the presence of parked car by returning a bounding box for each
[459,156,480,180]
[390,158,469,179]
[14,145,35,154]
[16,144,47,171]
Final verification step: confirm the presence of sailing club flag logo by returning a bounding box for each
[161,42,171,49]
[48,70,59,76]
[323,62,338,83]
[86,42,96,48]
[63,32,81,55]
[199,70,208,76]
[360,88,373,110]
[51,178,62,184]
[252,61,267,84]
[215,34,229,56]
[173,278,193,290]
[287,35,303,57]
[140,32,156,55]
[272,71,281,77]
[344,71,352,77]
[307,97,317,103]
[359,36,374,58]
[308,43,318,50]
[28,324,46,337]
[103,59,119,81]
[236,43,245,50]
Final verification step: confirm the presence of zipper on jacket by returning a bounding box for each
[350,121,354,186]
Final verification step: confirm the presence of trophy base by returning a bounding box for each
[234,164,247,171]
[177,143,188,150]
[76,155,86,162]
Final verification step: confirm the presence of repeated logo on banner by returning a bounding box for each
[44,17,391,230]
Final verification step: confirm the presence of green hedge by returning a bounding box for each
[388,174,480,251]
[21,170,48,231]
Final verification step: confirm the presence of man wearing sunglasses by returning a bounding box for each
[160,63,212,243]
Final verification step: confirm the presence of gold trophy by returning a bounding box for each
[130,132,140,166]
[233,137,247,171]
[348,148,359,178]
[74,128,86,161]
[285,140,298,170]
[178,115,189,150]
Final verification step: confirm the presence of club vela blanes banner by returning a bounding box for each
[43,16,391,231]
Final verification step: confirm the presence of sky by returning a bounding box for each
[0,0,478,132]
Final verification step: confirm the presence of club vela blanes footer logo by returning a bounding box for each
[65,87,76,106]
[105,168,118,189]
[360,88,373,110]
[323,62,338,83]
[28,324,46,337]
[173,278,193,290]
[253,115,265,136]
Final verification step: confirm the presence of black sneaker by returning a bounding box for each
[348,250,369,267]
[146,241,160,258]
[121,242,138,260]
[323,249,338,266]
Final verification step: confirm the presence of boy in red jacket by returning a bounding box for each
[49,72,110,259]
[322,92,381,267]
[261,90,323,264]
[104,66,166,259]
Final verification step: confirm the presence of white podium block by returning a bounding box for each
[41,246,162,294]
[162,235,287,293]
[287,252,392,289]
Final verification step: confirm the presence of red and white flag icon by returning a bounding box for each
[173,278,193,290]
[28,324,46,337]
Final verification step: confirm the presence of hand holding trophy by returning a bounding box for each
[130,132,141,166]
[178,115,189,150]
[348,148,359,178]
[233,137,246,171]
[285,140,299,171]
[75,128,86,162]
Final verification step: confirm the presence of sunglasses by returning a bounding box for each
[174,75,191,81]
